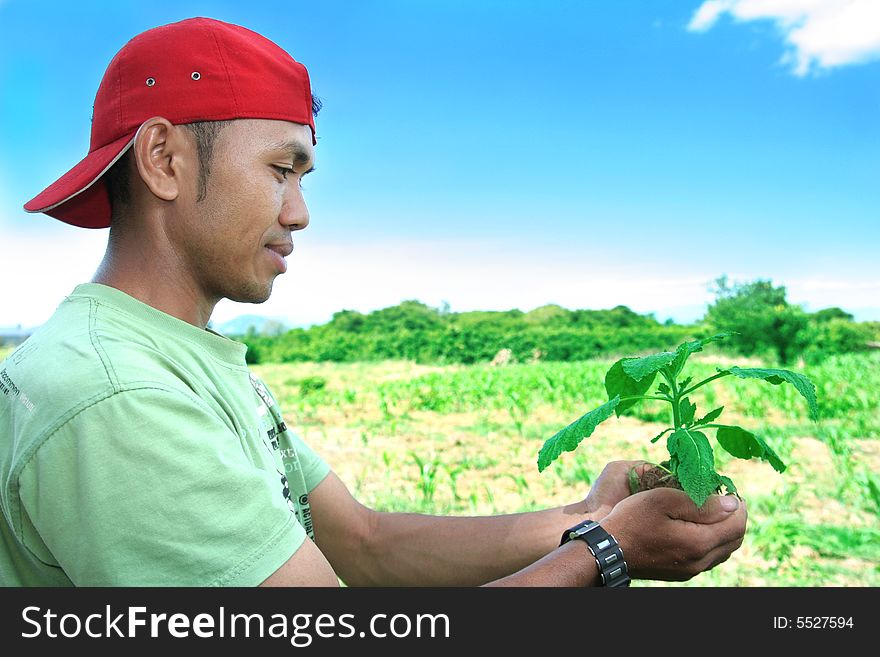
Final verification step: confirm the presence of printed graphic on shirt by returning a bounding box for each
[250,373,275,411]
[0,368,36,413]
[249,373,316,540]
[266,413,288,450]
[298,493,315,538]
[260,432,296,514]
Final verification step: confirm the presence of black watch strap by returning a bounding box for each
[560,519,631,587]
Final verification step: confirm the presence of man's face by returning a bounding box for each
[176,118,314,304]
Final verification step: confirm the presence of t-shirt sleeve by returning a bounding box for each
[18,386,306,586]
[284,430,331,493]
[258,379,330,492]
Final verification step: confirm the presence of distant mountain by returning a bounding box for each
[0,325,36,345]
[214,315,290,337]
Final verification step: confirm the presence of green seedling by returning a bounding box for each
[537,333,820,507]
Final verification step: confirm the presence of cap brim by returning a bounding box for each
[24,132,135,229]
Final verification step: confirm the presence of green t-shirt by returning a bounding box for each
[0,283,329,586]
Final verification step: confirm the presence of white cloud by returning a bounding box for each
[689,0,736,31]
[0,222,108,327]
[785,278,880,320]
[687,0,880,75]
[1,223,877,329]
[212,239,719,328]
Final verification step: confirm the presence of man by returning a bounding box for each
[0,17,746,586]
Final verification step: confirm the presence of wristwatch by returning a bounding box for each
[560,519,631,587]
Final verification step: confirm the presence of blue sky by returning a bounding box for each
[1,0,878,328]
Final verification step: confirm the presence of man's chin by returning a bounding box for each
[228,280,274,305]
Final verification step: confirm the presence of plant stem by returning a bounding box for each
[662,370,682,428]
[680,371,730,397]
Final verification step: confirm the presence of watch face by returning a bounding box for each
[561,520,598,546]
[575,521,599,537]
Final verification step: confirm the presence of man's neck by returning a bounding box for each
[92,245,217,329]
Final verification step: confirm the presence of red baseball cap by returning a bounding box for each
[24,17,316,229]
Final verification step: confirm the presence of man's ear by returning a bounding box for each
[130,117,194,202]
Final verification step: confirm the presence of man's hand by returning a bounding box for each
[581,460,652,520]
[601,487,748,581]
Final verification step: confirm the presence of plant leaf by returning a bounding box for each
[627,467,641,495]
[678,376,693,391]
[657,382,671,396]
[694,406,724,427]
[719,475,738,496]
[650,427,674,444]
[866,475,880,515]
[679,397,696,426]
[716,425,787,473]
[605,359,655,416]
[667,428,721,507]
[622,351,678,381]
[668,332,735,376]
[723,366,819,421]
[538,396,620,472]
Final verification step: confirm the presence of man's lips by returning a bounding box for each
[264,241,293,272]
[265,242,294,258]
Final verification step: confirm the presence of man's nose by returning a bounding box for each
[281,186,309,231]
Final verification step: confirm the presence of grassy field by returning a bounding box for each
[253,353,880,587]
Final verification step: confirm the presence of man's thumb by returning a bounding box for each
[676,493,740,523]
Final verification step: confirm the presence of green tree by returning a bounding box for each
[705,276,807,363]
[811,307,854,323]
[366,300,444,332]
[328,309,367,333]
[798,317,874,363]
[523,304,571,326]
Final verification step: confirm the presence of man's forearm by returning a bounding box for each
[484,539,600,586]
[349,499,593,586]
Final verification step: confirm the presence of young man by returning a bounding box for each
[0,18,746,586]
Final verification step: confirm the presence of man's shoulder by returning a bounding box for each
[1,293,220,430]
[6,294,156,389]
[2,295,109,402]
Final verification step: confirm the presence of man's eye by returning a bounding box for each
[273,165,295,179]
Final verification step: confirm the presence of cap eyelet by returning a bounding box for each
[191,71,201,81]
[145,77,156,87]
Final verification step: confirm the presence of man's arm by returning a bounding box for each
[257,470,602,587]
[306,466,747,587]
[259,534,340,587]
[309,470,593,586]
